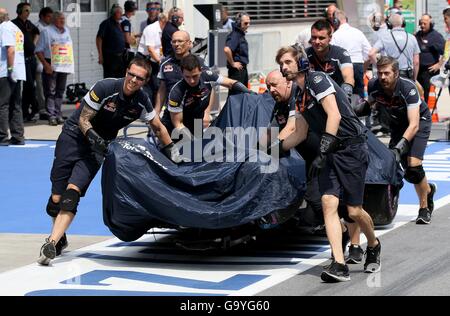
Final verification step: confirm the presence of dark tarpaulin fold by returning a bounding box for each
[102,94,306,241]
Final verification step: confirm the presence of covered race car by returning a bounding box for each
[102,93,403,245]
[102,93,307,243]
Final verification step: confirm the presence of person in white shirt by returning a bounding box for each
[35,6,53,120]
[331,10,371,100]
[138,13,167,104]
[35,11,74,126]
[0,8,26,146]
[296,26,312,49]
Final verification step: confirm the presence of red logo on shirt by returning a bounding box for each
[104,102,117,112]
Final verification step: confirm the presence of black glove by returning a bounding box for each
[86,129,109,155]
[162,142,185,164]
[231,81,256,94]
[341,83,354,102]
[308,133,339,178]
[391,137,409,164]
[353,100,371,117]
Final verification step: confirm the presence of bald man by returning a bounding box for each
[155,31,209,123]
[156,31,207,115]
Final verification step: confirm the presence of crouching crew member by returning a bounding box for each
[364,56,436,224]
[274,45,381,282]
[38,58,183,265]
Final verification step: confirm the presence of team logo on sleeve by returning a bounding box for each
[409,89,417,96]
[90,90,100,102]
[169,100,179,107]
[313,75,323,84]
[206,70,213,76]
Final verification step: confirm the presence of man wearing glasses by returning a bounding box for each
[140,1,162,34]
[156,31,207,115]
[37,58,183,266]
[224,12,250,96]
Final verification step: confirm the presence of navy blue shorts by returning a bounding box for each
[50,132,103,197]
[318,142,368,207]
[390,119,431,163]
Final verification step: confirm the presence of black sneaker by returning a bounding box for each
[0,139,9,146]
[321,261,351,282]
[364,238,381,273]
[346,244,364,264]
[9,138,25,145]
[48,117,58,126]
[55,233,68,256]
[37,238,56,266]
[427,183,437,212]
[416,207,432,225]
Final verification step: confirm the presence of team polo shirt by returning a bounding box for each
[297,71,364,139]
[368,77,431,131]
[64,78,156,140]
[158,55,208,97]
[164,70,223,133]
[306,45,353,86]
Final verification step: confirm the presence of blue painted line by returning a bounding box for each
[78,253,306,265]
[25,290,225,296]
[60,270,267,290]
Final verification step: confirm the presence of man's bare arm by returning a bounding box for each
[78,104,98,135]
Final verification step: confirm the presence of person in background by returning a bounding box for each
[138,13,167,104]
[0,7,26,146]
[35,7,53,121]
[35,11,74,126]
[96,4,126,79]
[224,12,250,96]
[369,13,420,81]
[140,2,161,34]
[121,1,139,66]
[12,2,40,123]
[415,14,445,103]
[221,7,233,32]
[161,7,184,57]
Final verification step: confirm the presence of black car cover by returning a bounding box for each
[102,94,307,241]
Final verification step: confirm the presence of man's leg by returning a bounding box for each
[406,157,435,224]
[322,194,344,263]
[0,78,13,143]
[49,184,81,244]
[54,72,68,121]
[347,205,377,248]
[347,222,361,245]
[9,81,25,144]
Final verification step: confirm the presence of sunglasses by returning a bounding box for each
[127,72,146,82]
[147,8,160,11]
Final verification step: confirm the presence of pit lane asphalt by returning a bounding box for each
[259,204,450,296]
